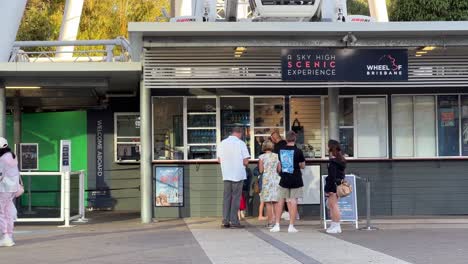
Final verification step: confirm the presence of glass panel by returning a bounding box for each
[414,96,436,157]
[116,114,140,137]
[254,97,284,127]
[253,97,285,158]
[437,95,460,156]
[324,97,354,157]
[290,97,322,158]
[324,98,354,127]
[392,96,414,157]
[153,97,184,160]
[187,98,216,112]
[220,97,251,149]
[187,98,217,159]
[356,97,387,158]
[462,95,468,156]
[117,143,140,161]
[188,145,217,160]
[340,128,354,158]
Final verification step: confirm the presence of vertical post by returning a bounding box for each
[56,0,85,58]
[0,82,6,138]
[105,45,114,62]
[328,88,340,142]
[14,91,21,158]
[61,171,71,227]
[129,31,152,223]
[140,79,152,223]
[367,0,389,22]
[366,180,371,228]
[0,0,27,62]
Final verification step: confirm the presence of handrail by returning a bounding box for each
[17,170,87,226]
[9,37,131,63]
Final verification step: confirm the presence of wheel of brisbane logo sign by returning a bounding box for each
[281,49,408,82]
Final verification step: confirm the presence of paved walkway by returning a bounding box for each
[3,212,468,264]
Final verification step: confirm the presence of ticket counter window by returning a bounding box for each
[115,113,141,162]
[220,97,251,152]
[253,97,285,158]
[187,97,217,160]
[290,97,322,158]
[153,97,184,160]
[392,96,436,158]
[324,97,355,157]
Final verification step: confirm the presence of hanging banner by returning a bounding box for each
[282,49,408,81]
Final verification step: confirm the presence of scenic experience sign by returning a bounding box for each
[282,49,408,82]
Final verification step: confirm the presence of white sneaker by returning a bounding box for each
[288,225,298,233]
[326,223,342,234]
[0,236,15,247]
[270,224,280,233]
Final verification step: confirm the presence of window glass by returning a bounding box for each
[437,95,459,156]
[290,97,322,158]
[461,95,468,156]
[414,96,436,157]
[392,96,414,157]
[356,97,387,158]
[153,97,184,160]
[324,97,354,157]
[220,97,251,152]
[115,114,140,161]
[253,97,284,158]
[187,98,217,159]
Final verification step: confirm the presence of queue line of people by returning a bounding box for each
[218,128,346,234]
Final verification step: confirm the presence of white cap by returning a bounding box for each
[0,137,8,149]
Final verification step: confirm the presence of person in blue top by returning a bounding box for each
[270,131,305,233]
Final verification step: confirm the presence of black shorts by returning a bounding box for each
[324,176,337,193]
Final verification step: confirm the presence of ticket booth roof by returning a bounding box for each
[129,21,468,48]
[0,62,141,110]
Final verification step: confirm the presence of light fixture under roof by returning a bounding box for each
[416,51,427,54]
[5,86,41,89]
[422,46,436,51]
[235,47,246,52]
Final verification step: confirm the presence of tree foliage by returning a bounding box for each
[17,0,170,41]
[390,0,468,21]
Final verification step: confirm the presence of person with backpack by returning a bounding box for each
[0,137,21,247]
[325,139,347,234]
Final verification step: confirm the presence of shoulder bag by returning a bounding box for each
[15,176,24,198]
[336,179,352,198]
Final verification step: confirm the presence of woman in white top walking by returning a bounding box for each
[0,137,20,247]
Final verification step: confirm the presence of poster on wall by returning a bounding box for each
[438,95,459,156]
[154,166,184,207]
[20,143,39,171]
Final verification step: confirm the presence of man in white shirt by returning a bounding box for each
[217,127,250,228]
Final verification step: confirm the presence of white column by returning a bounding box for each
[368,0,389,22]
[0,0,27,62]
[175,0,193,16]
[56,0,84,58]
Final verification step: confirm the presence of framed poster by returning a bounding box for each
[154,166,184,207]
[321,174,358,229]
[20,143,39,171]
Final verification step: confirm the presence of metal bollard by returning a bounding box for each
[359,177,378,231]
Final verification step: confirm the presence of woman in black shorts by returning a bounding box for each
[325,140,346,234]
